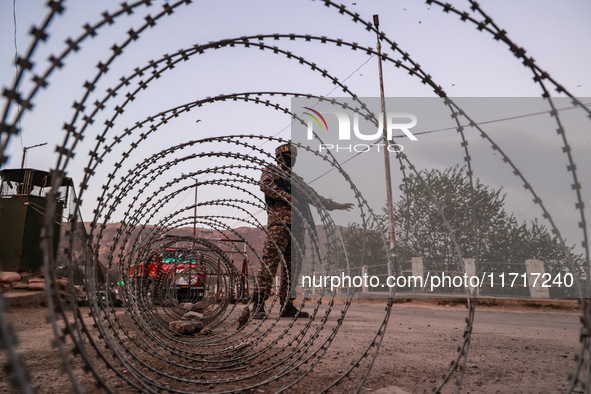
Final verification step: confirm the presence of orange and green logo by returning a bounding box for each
[303,107,329,131]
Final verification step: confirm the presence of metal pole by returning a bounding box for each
[373,14,397,255]
[193,178,198,239]
[20,148,27,169]
[20,142,47,168]
[183,174,199,240]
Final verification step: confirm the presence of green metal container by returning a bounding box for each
[0,169,72,272]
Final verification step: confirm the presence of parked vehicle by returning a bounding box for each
[76,288,122,307]
[129,248,206,303]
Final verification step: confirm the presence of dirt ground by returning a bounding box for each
[0,300,582,393]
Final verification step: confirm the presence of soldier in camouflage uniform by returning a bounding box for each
[253,142,353,319]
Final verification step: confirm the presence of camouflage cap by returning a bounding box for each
[275,142,297,157]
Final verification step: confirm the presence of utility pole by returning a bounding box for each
[373,14,397,257]
[20,142,47,168]
[181,173,199,247]
[193,177,198,239]
[183,175,198,239]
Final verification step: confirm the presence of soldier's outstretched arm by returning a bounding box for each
[331,202,354,211]
[294,174,353,211]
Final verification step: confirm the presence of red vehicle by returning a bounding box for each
[130,248,206,303]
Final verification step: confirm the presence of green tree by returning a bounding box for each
[338,166,583,296]
[341,220,389,277]
[394,165,512,268]
[392,166,584,291]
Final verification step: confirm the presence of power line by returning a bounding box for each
[406,101,591,139]
[308,101,591,184]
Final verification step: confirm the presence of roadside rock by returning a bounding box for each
[0,272,22,284]
[162,298,179,307]
[193,301,207,313]
[181,311,203,321]
[169,320,203,335]
[180,302,206,313]
[236,306,250,330]
[200,328,214,336]
[12,282,29,290]
[56,278,68,289]
[27,282,46,291]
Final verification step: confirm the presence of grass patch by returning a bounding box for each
[523,302,543,308]
[435,298,500,307]
[477,299,499,307]
[437,298,467,306]
[523,302,566,310]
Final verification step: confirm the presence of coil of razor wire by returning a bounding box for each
[0,1,588,393]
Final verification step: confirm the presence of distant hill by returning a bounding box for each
[58,222,343,275]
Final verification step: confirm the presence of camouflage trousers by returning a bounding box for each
[256,224,304,304]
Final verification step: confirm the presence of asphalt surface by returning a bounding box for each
[0,299,582,393]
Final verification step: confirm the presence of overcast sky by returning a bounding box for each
[0,0,589,256]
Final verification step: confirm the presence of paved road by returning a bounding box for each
[300,301,580,393]
[0,300,582,393]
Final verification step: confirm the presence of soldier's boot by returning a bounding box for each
[251,294,266,320]
[280,301,309,318]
